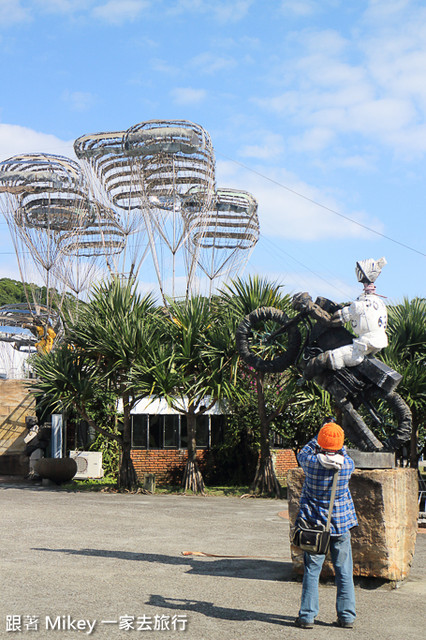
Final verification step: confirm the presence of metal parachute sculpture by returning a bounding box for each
[74,120,259,304]
[0,152,126,354]
[0,120,260,355]
[186,187,259,298]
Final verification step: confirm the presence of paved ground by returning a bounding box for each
[0,479,425,640]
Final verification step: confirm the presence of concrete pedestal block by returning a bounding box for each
[287,467,418,582]
[347,449,395,469]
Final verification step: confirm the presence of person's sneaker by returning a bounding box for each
[294,618,314,629]
[336,619,354,629]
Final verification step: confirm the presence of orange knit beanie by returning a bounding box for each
[317,422,345,451]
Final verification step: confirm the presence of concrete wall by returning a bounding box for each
[0,379,35,475]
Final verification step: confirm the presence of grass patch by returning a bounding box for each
[154,485,251,497]
[60,479,286,498]
[61,476,117,492]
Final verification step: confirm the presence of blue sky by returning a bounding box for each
[0,0,425,304]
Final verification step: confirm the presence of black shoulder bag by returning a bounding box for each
[291,469,339,555]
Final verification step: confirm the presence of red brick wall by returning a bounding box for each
[131,448,297,485]
[131,449,209,484]
[273,448,298,480]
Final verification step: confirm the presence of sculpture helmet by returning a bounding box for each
[355,256,387,285]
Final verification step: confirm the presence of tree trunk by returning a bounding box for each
[250,372,281,497]
[182,408,205,494]
[118,392,138,491]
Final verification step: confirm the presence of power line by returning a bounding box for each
[248,234,352,298]
[216,151,426,258]
[1,145,423,262]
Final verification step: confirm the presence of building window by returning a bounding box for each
[180,415,209,449]
[180,416,188,450]
[131,414,148,448]
[131,412,226,449]
[210,415,225,447]
[164,415,179,448]
[148,414,162,448]
[196,415,209,448]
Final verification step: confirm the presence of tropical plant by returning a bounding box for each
[220,275,300,496]
[133,295,240,494]
[380,297,426,465]
[30,278,162,490]
[269,375,332,452]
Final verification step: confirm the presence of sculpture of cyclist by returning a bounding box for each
[293,257,388,379]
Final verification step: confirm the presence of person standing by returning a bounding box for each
[294,422,358,629]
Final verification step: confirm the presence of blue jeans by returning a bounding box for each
[298,531,356,624]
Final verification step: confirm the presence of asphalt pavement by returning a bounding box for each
[0,478,425,640]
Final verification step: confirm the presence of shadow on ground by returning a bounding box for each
[32,547,295,581]
[146,594,336,628]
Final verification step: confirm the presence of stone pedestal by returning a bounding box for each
[287,467,418,582]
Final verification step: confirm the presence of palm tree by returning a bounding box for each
[31,278,162,490]
[220,275,297,496]
[380,297,426,466]
[134,295,240,494]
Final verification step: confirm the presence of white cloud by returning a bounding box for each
[150,58,180,75]
[336,154,375,172]
[170,87,207,106]
[289,127,335,153]
[61,90,97,113]
[215,160,384,242]
[245,263,358,301]
[280,0,318,17]
[239,132,285,160]
[33,0,93,13]
[0,124,75,161]
[364,0,414,22]
[363,24,426,112]
[168,0,253,23]
[209,0,253,22]
[255,4,426,160]
[190,52,237,75]
[0,0,31,26]
[92,0,149,24]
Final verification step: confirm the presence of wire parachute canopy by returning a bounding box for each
[53,203,126,311]
[75,121,217,304]
[0,303,61,355]
[74,129,150,283]
[123,120,216,302]
[0,152,124,348]
[0,119,259,350]
[185,188,259,296]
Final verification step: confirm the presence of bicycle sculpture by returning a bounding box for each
[236,258,412,452]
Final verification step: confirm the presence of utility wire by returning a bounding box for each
[255,234,351,298]
[217,151,426,258]
[1,146,424,261]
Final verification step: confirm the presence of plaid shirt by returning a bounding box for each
[297,438,358,535]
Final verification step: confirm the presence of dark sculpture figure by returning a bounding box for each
[236,258,412,453]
